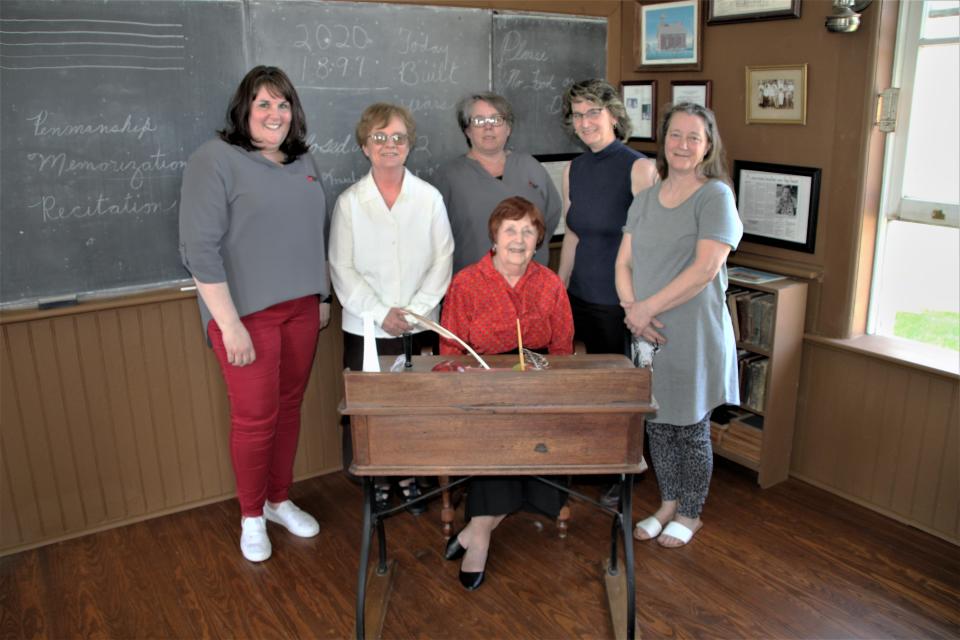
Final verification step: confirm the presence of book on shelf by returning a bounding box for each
[734,291,764,344]
[738,354,769,414]
[728,266,787,284]
[746,294,775,350]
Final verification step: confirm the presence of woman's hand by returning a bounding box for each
[622,300,666,345]
[319,302,331,330]
[220,320,256,366]
[381,307,414,337]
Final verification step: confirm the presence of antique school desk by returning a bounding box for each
[341,354,653,640]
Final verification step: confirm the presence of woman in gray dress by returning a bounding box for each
[433,92,561,274]
[614,103,743,547]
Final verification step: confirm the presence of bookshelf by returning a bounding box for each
[712,268,808,488]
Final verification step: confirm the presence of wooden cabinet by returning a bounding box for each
[711,275,808,488]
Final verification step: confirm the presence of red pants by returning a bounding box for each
[209,295,319,517]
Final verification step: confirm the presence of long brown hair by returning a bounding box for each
[656,102,730,186]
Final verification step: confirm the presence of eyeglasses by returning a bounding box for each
[470,115,506,128]
[368,132,409,146]
[570,107,605,122]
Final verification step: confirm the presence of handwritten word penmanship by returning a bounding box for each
[27,111,158,141]
[29,193,178,223]
[25,149,186,190]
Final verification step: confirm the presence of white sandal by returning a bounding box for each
[633,516,663,541]
[658,520,696,546]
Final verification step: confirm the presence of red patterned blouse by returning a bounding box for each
[439,253,574,355]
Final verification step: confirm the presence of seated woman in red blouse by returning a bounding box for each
[439,196,574,591]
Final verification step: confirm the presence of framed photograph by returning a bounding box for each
[622,80,658,142]
[733,160,821,253]
[707,0,802,24]
[671,80,712,108]
[634,0,702,71]
[534,153,579,238]
[746,63,807,125]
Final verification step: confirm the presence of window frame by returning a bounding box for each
[868,0,960,335]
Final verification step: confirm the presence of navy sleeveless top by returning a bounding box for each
[567,139,644,305]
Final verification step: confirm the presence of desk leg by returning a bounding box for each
[356,478,373,640]
[603,474,638,640]
[355,478,396,640]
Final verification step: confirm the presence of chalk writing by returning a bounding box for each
[398,96,456,114]
[310,134,359,155]
[28,110,157,140]
[26,149,186,190]
[293,23,371,53]
[30,193,178,223]
[496,31,549,66]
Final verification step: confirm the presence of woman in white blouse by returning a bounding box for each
[329,102,454,513]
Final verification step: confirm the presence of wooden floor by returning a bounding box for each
[2,459,958,639]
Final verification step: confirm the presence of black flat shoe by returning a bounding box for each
[459,569,484,591]
[444,532,466,561]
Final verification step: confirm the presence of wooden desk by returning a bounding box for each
[341,354,654,639]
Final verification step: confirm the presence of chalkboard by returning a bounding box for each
[0,0,606,308]
[248,1,491,200]
[492,12,607,157]
[0,0,245,306]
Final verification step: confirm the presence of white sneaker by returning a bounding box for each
[263,500,320,538]
[240,516,272,562]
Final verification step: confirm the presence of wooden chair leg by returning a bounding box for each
[557,505,570,539]
[439,475,455,537]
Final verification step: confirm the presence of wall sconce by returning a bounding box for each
[825,0,874,33]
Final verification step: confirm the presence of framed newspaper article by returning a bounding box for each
[733,160,821,253]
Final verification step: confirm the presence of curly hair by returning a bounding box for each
[561,78,632,141]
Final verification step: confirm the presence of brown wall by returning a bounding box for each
[620,0,896,338]
[794,340,959,542]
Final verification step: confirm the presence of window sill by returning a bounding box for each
[804,334,959,379]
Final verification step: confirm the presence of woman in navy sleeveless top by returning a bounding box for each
[557,79,658,508]
[558,79,657,357]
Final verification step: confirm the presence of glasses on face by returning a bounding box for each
[570,107,605,122]
[368,132,409,146]
[470,115,506,128]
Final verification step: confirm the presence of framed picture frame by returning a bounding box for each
[634,0,703,72]
[622,80,658,142]
[733,160,821,253]
[534,153,579,239]
[671,80,712,108]
[746,63,807,125]
[707,0,802,24]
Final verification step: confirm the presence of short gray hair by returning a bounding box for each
[455,92,515,147]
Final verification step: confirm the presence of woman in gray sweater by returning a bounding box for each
[179,66,331,563]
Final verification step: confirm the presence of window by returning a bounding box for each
[870,0,960,352]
